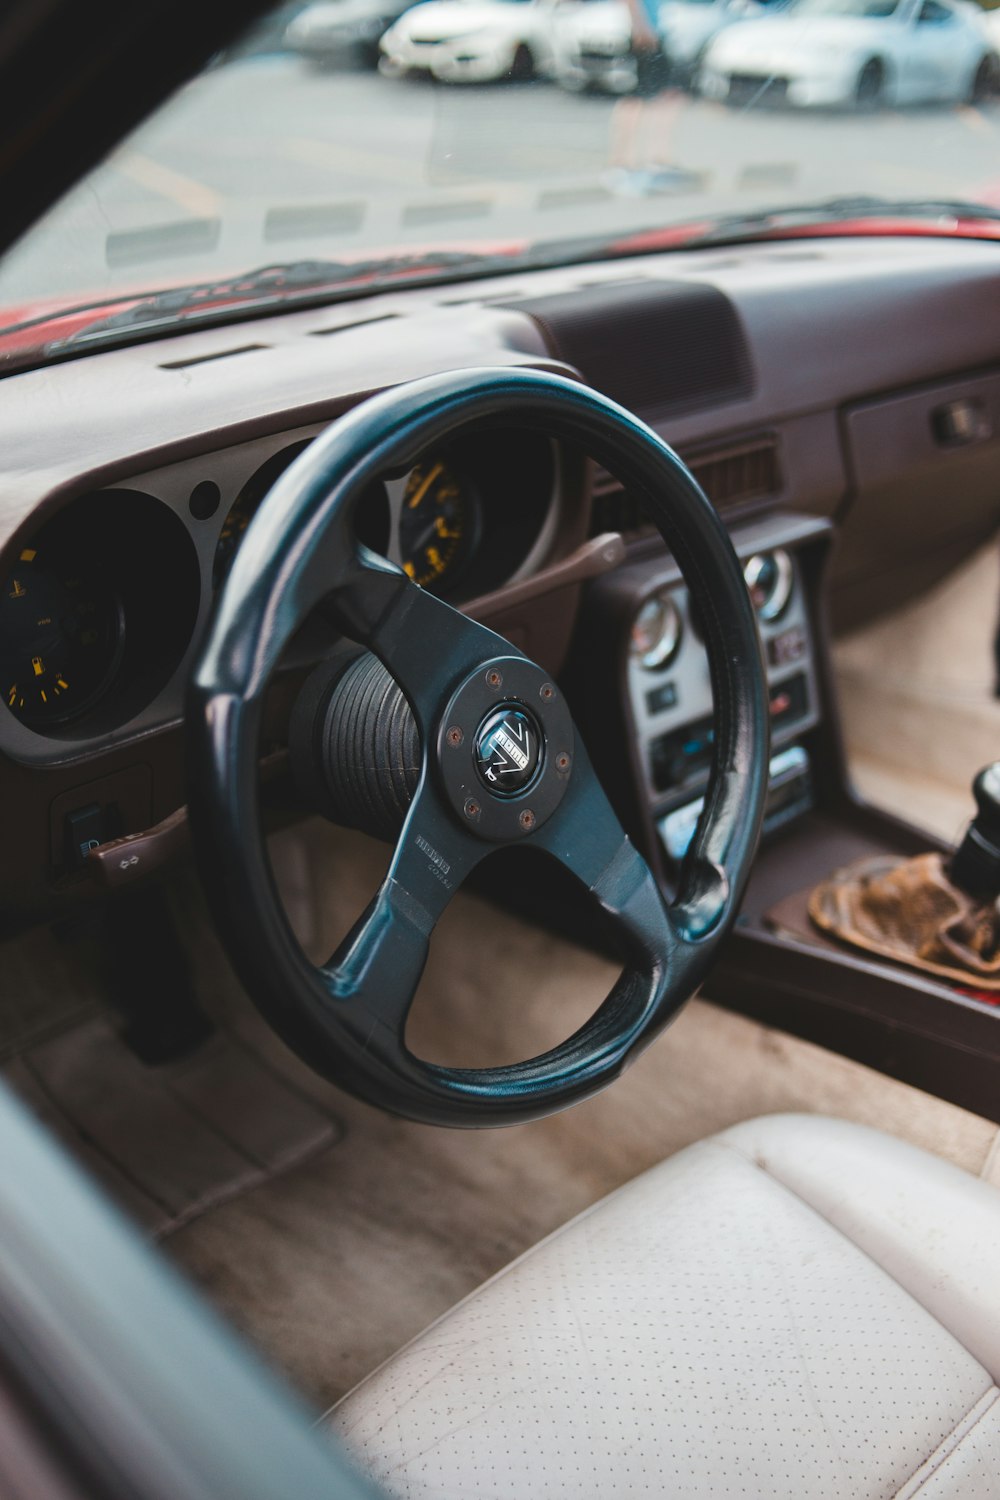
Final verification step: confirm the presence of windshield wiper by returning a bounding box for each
[37,251,526,351]
[0,249,532,359]
[704,194,1000,237]
[607,195,1000,252]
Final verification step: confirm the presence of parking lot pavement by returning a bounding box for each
[3,55,1000,307]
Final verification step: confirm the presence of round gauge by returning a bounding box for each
[213,442,390,590]
[214,497,254,589]
[744,550,793,622]
[398,459,478,593]
[0,545,124,728]
[630,591,683,671]
[213,441,312,589]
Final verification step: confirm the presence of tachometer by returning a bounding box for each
[0,545,124,728]
[398,459,478,592]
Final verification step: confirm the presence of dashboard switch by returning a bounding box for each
[64,802,111,869]
[645,681,678,716]
[932,398,988,447]
[767,626,807,669]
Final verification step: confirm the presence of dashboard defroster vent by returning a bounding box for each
[159,343,268,370]
[590,435,781,540]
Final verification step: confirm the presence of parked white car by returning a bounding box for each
[286,0,421,69]
[379,0,557,80]
[661,0,767,70]
[700,0,1000,108]
[982,4,1000,54]
[550,0,633,93]
[550,0,763,93]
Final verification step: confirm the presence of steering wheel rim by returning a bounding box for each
[187,366,769,1128]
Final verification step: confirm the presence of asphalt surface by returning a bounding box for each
[3,52,1000,309]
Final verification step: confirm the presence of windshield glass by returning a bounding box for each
[3,0,1000,364]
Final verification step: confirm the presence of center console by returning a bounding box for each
[572,511,831,891]
[571,508,1000,1127]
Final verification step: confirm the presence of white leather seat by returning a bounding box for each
[330,1114,1000,1498]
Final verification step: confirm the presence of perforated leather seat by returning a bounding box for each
[330,1114,1000,1498]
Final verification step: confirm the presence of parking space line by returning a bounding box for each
[264,202,366,241]
[114,152,221,216]
[536,184,613,210]
[737,162,798,190]
[106,218,221,268]
[402,198,492,226]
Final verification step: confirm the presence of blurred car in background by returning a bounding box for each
[661,0,767,75]
[379,0,557,80]
[286,0,421,67]
[549,0,633,93]
[700,0,1000,108]
[550,0,764,95]
[982,2,1000,52]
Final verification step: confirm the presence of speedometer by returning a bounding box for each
[398,459,479,592]
[0,545,124,728]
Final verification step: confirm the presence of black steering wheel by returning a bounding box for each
[188,367,768,1128]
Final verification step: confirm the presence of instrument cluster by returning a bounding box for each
[0,427,559,748]
[212,428,556,605]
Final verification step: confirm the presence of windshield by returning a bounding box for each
[3,0,1000,364]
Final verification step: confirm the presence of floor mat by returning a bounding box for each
[4,1014,341,1235]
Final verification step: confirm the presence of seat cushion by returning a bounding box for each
[329,1114,1000,1498]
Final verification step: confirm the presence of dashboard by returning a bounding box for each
[1,233,1000,921]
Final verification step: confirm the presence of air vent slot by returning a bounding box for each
[590,436,781,540]
[309,312,400,337]
[160,343,268,371]
[690,436,781,508]
[501,280,753,416]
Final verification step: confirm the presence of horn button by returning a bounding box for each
[474,705,543,797]
[436,656,574,842]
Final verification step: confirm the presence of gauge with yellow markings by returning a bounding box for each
[398,458,479,594]
[0,545,124,728]
[213,440,313,589]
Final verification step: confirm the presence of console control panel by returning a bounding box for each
[625,539,821,868]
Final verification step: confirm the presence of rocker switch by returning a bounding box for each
[64,802,109,869]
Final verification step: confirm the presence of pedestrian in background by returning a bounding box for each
[607,0,691,192]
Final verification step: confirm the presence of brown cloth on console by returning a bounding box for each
[809,852,1000,991]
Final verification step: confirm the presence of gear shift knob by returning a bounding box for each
[950,762,1000,900]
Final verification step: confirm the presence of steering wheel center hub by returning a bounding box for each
[436,656,573,842]
[474,704,542,797]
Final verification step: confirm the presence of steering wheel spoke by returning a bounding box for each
[532,744,679,967]
[322,779,487,1038]
[338,562,513,734]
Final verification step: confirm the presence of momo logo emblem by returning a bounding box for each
[474,705,542,797]
[494,724,529,772]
